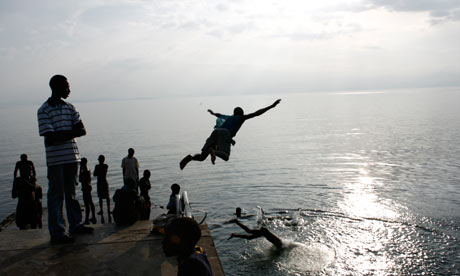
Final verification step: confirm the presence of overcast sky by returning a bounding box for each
[1,0,460,104]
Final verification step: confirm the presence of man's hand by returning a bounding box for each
[272,99,281,108]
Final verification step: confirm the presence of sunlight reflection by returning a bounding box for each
[334,159,402,275]
[340,165,399,220]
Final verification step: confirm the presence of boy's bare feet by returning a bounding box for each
[180,154,193,170]
[209,148,216,165]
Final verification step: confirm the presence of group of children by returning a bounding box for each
[78,155,182,226]
[78,155,112,224]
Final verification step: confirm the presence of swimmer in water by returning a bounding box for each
[228,219,283,250]
[233,207,255,219]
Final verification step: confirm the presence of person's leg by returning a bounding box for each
[62,163,83,233]
[181,130,218,169]
[90,197,97,224]
[107,197,112,223]
[83,197,90,224]
[192,150,210,161]
[215,129,231,161]
[99,198,105,223]
[98,194,103,214]
[47,165,66,239]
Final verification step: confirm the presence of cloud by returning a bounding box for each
[78,4,147,28]
[366,0,460,23]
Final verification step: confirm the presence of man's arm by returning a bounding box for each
[31,162,36,178]
[43,121,86,145]
[207,109,222,118]
[228,233,259,240]
[243,99,281,120]
[13,163,19,179]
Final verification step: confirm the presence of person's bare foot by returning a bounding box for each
[180,154,193,170]
[209,148,216,165]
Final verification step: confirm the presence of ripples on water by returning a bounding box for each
[1,89,460,275]
[212,208,459,276]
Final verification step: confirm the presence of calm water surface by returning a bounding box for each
[1,89,459,275]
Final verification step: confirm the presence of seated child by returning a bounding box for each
[112,179,142,225]
[167,183,180,215]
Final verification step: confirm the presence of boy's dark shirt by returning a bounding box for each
[94,164,108,183]
[79,168,92,192]
[16,160,35,179]
[139,177,151,200]
[178,252,214,276]
[219,115,244,137]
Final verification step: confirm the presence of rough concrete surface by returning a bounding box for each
[0,210,225,276]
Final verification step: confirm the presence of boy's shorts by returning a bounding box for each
[201,128,232,156]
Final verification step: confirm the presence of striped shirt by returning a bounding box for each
[37,99,81,166]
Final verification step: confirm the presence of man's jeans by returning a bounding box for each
[47,163,82,238]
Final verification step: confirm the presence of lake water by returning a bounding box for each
[1,88,459,275]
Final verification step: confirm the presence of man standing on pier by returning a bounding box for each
[37,75,93,244]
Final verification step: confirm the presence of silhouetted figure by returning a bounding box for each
[233,207,254,219]
[162,217,214,276]
[139,169,152,220]
[236,207,242,218]
[12,154,41,229]
[37,75,93,244]
[79,158,96,225]
[167,183,181,215]
[121,148,139,189]
[112,179,142,225]
[94,155,111,223]
[228,219,283,250]
[180,99,281,169]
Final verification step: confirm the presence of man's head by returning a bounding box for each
[20,154,28,162]
[233,107,244,116]
[98,155,105,163]
[171,183,180,195]
[236,207,242,218]
[49,75,70,99]
[162,217,201,257]
[128,148,135,157]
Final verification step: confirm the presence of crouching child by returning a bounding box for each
[112,179,142,225]
[162,217,214,276]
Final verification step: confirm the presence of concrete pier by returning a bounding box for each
[0,210,225,276]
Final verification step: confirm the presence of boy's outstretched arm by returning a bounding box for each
[228,233,258,240]
[244,99,281,120]
[207,109,222,118]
